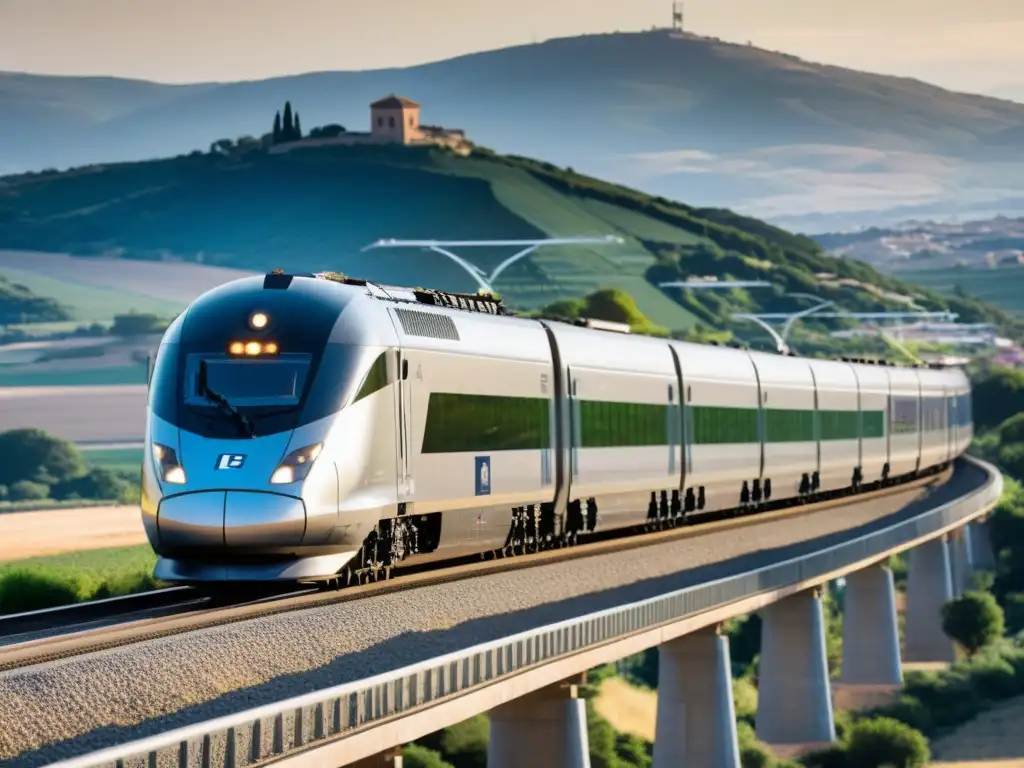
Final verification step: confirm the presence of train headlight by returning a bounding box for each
[270,443,323,485]
[152,443,187,484]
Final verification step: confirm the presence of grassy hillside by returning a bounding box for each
[4,31,1024,227]
[892,265,1024,314]
[1,141,1022,340]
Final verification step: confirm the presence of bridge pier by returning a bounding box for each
[755,588,835,748]
[487,677,590,768]
[904,534,956,663]
[949,527,974,597]
[652,625,741,768]
[970,518,996,571]
[840,564,902,685]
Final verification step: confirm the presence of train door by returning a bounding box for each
[669,346,688,494]
[394,348,414,503]
[568,370,581,490]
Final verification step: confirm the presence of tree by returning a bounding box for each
[272,111,282,144]
[844,717,930,768]
[8,480,50,501]
[402,745,454,768]
[282,101,294,141]
[941,591,1005,656]
[294,111,302,139]
[0,429,85,487]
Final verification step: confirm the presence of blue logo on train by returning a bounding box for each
[475,456,491,496]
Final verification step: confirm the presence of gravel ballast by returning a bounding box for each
[0,478,958,765]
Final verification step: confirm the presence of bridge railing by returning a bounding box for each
[50,457,1002,768]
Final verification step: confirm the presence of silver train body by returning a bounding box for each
[141,272,974,583]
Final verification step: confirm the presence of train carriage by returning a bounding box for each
[141,271,972,584]
[544,321,681,531]
[886,365,924,479]
[807,358,864,494]
[669,340,761,514]
[849,362,891,486]
[388,303,559,561]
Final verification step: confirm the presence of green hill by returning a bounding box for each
[1,141,1021,341]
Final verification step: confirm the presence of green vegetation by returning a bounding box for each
[0,545,157,615]
[3,141,1021,344]
[0,428,139,508]
[898,265,1024,314]
[942,591,1006,656]
[0,272,72,325]
[81,446,144,475]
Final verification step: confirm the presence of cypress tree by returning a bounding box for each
[294,112,302,139]
[282,101,294,141]
[272,111,282,144]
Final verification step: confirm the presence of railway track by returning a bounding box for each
[0,469,949,674]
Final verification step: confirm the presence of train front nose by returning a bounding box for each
[154,430,306,551]
[157,491,307,548]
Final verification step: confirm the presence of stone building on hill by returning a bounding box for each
[270,95,471,155]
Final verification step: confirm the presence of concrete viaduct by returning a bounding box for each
[49,457,1002,768]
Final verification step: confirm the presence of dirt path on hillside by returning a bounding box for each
[0,505,146,561]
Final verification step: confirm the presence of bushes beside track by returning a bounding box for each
[0,545,158,615]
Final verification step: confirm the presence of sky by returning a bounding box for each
[0,0,1022,99]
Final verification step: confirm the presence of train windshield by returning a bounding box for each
[183,354,311,409]
[150,341,370,438]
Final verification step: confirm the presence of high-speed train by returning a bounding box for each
[141,270,973,584]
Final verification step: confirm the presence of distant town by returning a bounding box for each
[814,215,1024,274]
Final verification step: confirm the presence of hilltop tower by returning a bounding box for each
[370,95,421,144]
[672,1,684,32]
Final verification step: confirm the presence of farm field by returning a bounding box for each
[593,676,657,742]
[0,251,253,325]
[0,384,147,443]
[81,445,144,473]
[0,506,147,561]
[896,265,1024,314]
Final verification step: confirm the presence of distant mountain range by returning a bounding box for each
[3,30,1024,229]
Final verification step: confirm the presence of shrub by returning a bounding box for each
[870,695,933,734]
[403,744,455,768]
[956,649,1021,700]
[844,717,929,768]
[52,467,130,502]
[1006,593,1024,635]
[941,591,1005,656]
[0,428,85,487]
[0,569,86,614]
[8,480,50,501]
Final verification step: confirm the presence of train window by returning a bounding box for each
[765,409,815,443]
[184,353,311,408]
[891,396,919,434]
[352,353,390,404]
[579,401,667,448]
[422,393,551,453]
[690,405,758,444]
[148,342,179,424]
[819,410,860,441]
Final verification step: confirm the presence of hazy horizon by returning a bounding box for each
[1,0,1022,101]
